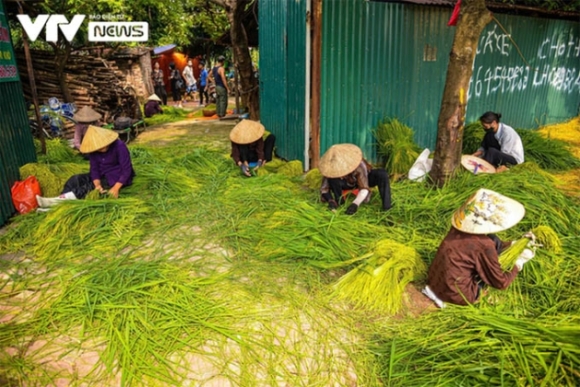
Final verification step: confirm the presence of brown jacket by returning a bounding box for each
[231,138,264,164]
[427,228,518,305]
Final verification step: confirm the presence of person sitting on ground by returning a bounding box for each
[319,143,392,215]
[230,119,276,177]
[422,188,536,308]
[144,94,163,118]
[36,125,135,207]
[72,106,102,151]
[472,111,524,173]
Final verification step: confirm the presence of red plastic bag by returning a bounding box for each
[11,176,42,214]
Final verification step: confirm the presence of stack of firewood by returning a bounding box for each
[15,49,140,137]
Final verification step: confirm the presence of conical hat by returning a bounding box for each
[79,125,119,154]
[452,188,525,234]
[229,120,265,144]
[148,94,162,102]
[461,155,496,174]
[318,144,363,178]
[73,106,102,123]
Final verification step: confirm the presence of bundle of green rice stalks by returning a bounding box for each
[19,163,62,197]
[533,225,562,253]
[372,117,421,177]
[461,121,484,154]
[278,160,303,177]
[498,238,530,271]
[34,138,82,163]
[333,239,426,315]
[498,225,562,271]
[516,129,580,171]
[304,168,323,190]
[30,198,150,263]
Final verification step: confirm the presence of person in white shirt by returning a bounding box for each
[473,111,524,173]
[182,60,197,103]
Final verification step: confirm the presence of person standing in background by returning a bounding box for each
[211,56,229,117]
[182,60,196,104]
[169,62,183,108]
[152,62,167,106]
[198,62,209,107]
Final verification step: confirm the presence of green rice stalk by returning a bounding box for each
[34,138,83,163]
[499,238,529,271]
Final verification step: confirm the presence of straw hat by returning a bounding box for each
[79,125,119,154]
[461,155,496,174]
[229,120,265,144]
[318,144,363,178]
[147,94,162,102]
[73,106,102,123]
[452,188,525,234]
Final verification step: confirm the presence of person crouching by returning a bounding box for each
[230,120,276,177]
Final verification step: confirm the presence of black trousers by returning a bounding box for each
[327,169,392,210]
[483,147,517,167]
[198,84,208,105]
[239,135,276,163]
[171,81,182,102]
[154,85,167,106]
[61,173,102,199]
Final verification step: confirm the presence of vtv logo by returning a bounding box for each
[16,15,149,42]
[16,15,85,42]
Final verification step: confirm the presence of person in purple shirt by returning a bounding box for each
[144,94,163,118]
[36,125,135,208]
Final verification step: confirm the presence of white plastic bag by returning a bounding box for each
[408,148,433,182]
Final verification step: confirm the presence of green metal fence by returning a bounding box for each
[0,0,36,226]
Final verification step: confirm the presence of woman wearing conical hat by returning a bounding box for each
[144,94,164,118]
[230,120,276,177]
[72,106,102,150]
[318,144,391,215]
[36,126,135,208]
[423,189,536,307]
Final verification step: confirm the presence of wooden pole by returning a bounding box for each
[18,1,45,154]
[310,0,322,168]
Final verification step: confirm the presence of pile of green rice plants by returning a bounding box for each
[15,255,243,385]
[29,198,150,264]
[461,121,485,154]
[143,106,190,126]
[516,129,580,171]
[372,118,421,177]
[373,307,580,386]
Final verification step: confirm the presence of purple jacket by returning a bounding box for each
[89,139,135,187]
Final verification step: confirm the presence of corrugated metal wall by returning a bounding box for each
[0,82,37,226]
[259,0,307,162]
[321,0,454,159]
[0,0,37,226]
[465,14,580,127]
[259,0,580,165]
